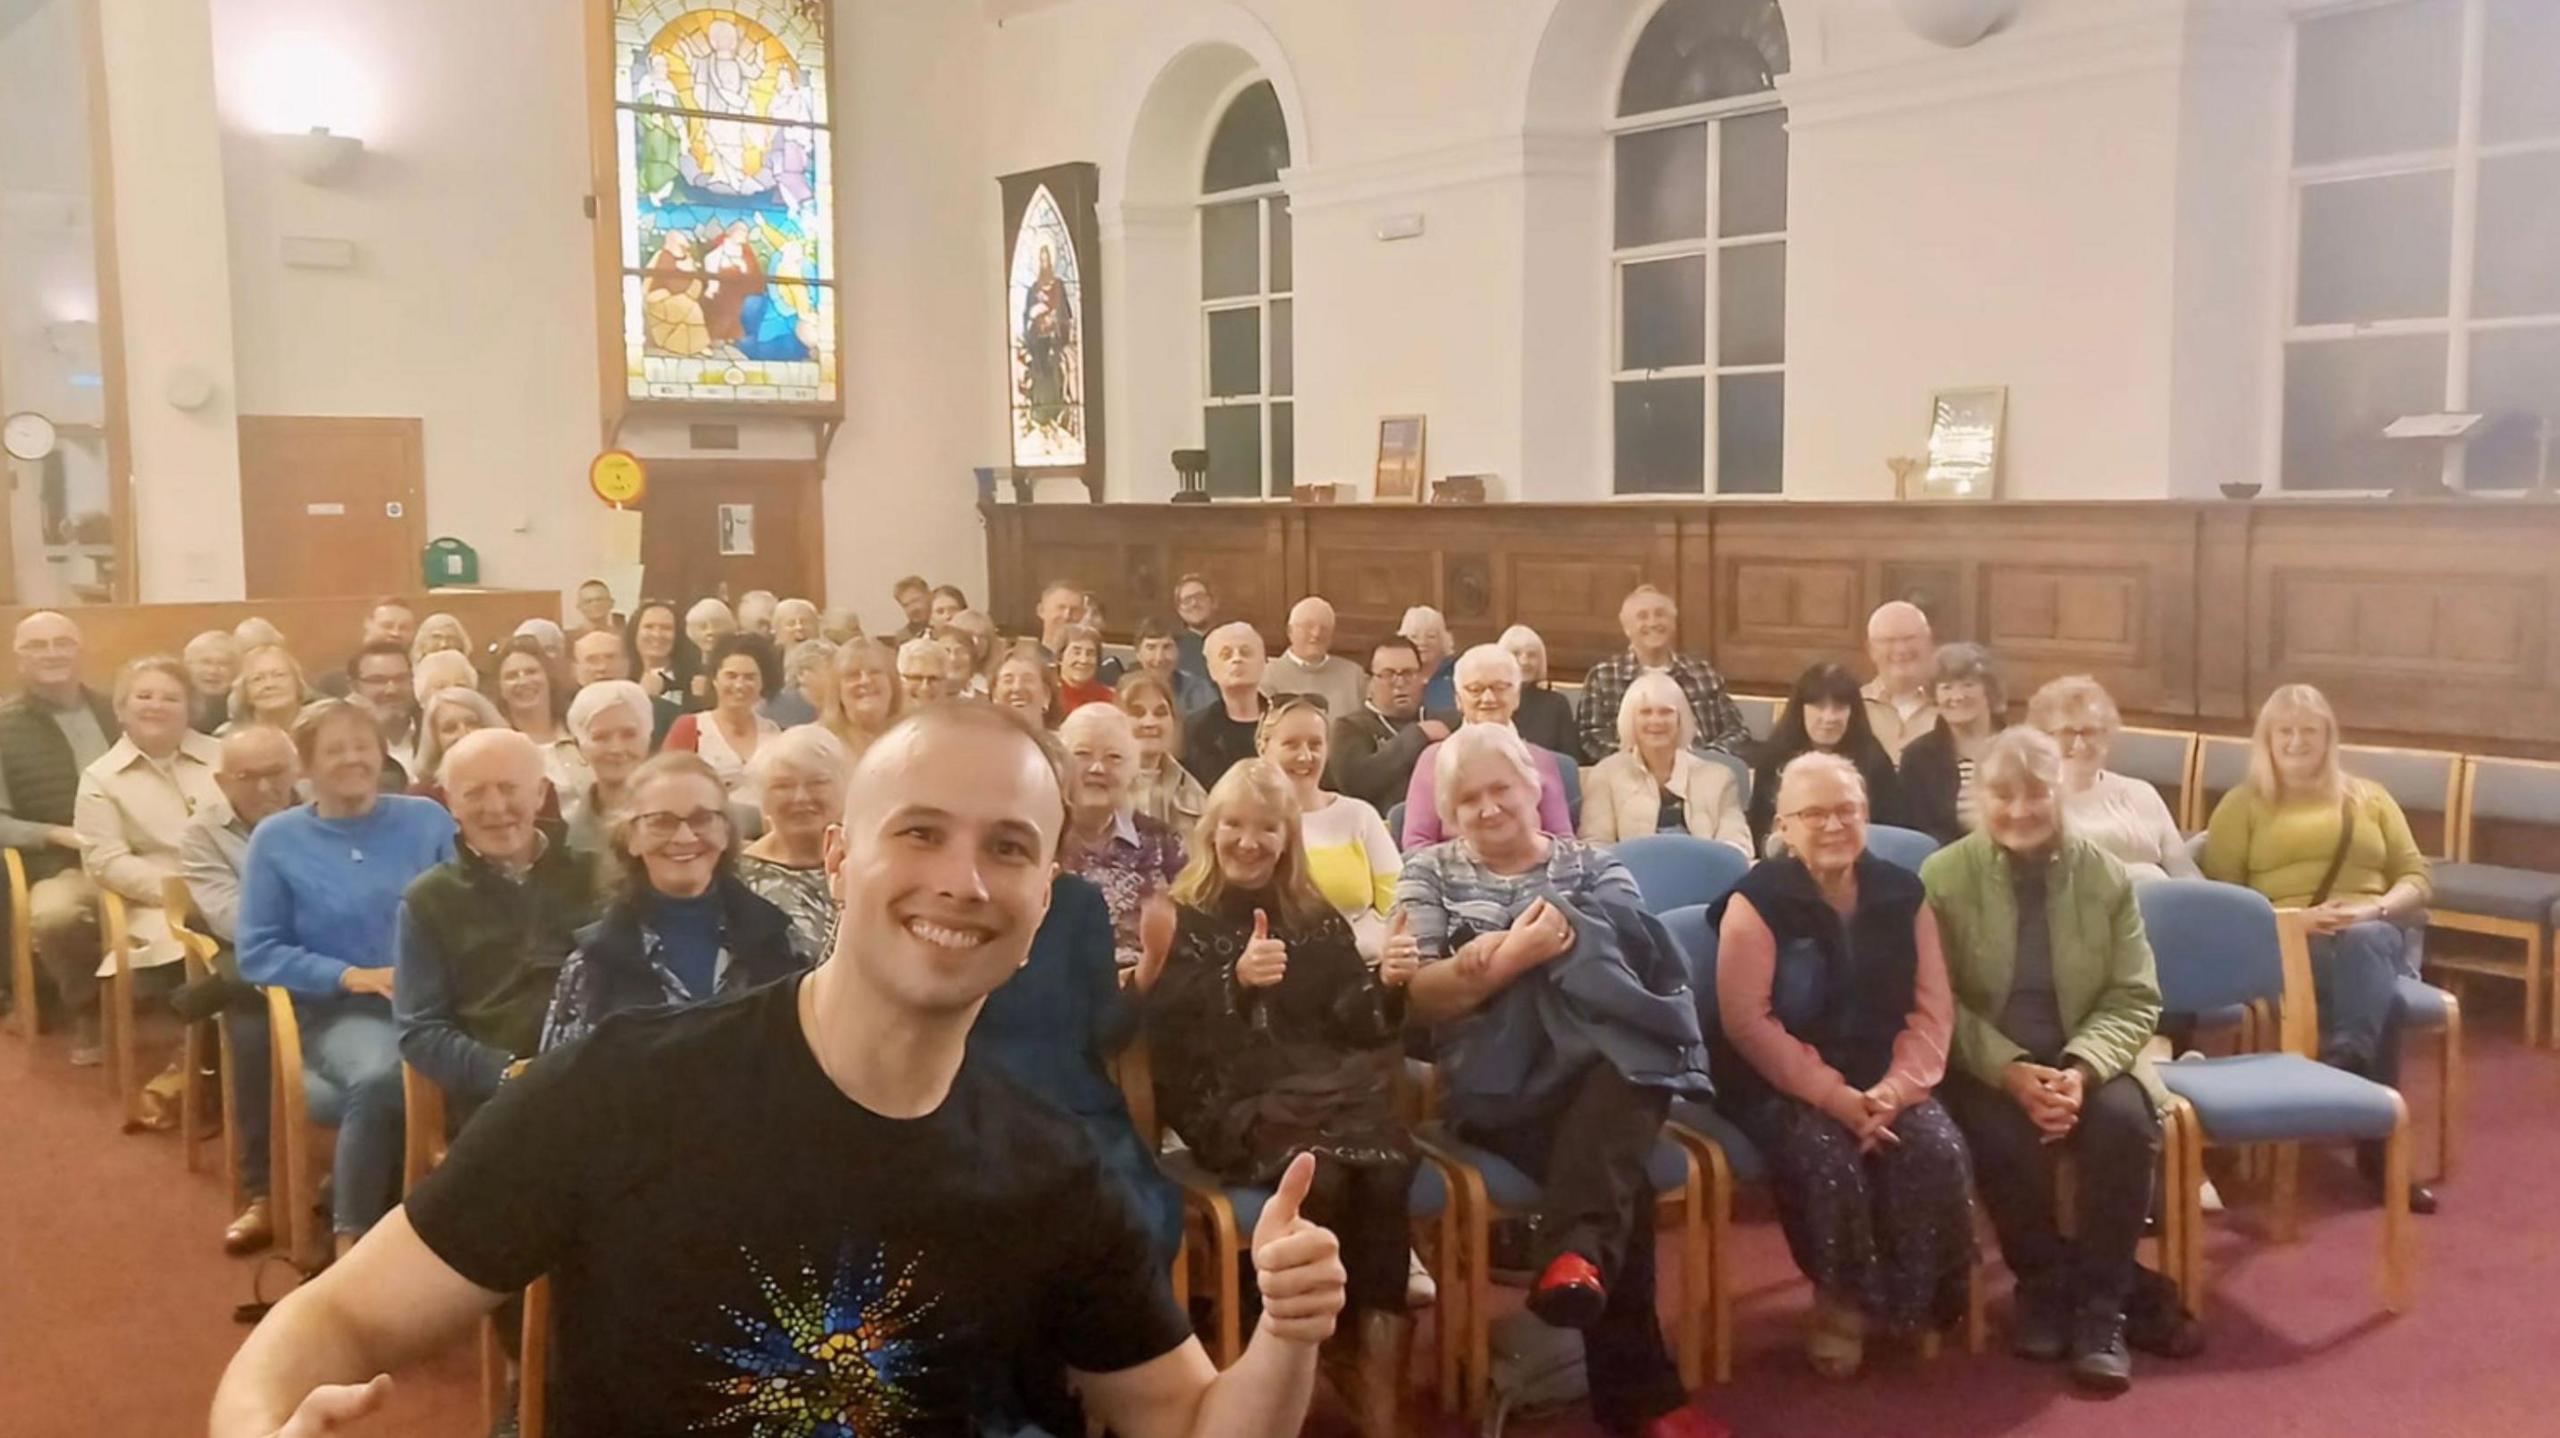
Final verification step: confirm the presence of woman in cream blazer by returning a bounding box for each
[1576,670,1751,854]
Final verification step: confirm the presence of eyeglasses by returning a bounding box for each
[1459,681,1518,699]
[634,808,731,841]
[1781,804,1864,830]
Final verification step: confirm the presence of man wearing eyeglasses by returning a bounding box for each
[1327,635,1451,812]
[0,610,117,1051]
[214,702,1346,1438]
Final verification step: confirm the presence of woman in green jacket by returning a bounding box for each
[1921,727,2164,1396]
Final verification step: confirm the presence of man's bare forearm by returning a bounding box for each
[1182,1324,1321,1438]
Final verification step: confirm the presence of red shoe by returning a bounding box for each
[1527,1252,1608,1329]
[1638,1404,1734,1438]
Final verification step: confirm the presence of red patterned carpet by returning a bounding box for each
[6,995,2556,1438]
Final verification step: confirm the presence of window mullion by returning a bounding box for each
[2442,0,2488,489]
[1702,116,1723,495]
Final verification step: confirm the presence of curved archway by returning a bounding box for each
[1511,0,1818,137]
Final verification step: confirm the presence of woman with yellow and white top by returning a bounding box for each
[1257,694,1401,960]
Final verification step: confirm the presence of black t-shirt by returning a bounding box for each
[405,977,1192,1437]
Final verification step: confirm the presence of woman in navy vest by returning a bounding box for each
[1711,752,1975,1379]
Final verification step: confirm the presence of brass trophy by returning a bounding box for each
[1887,456,1923,501]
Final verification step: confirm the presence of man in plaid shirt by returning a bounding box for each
[1578,585,1751,760]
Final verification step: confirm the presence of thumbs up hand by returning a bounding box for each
[1237,908,1289,989]
[1378,908,1420,987]
[1250,1152,1346,1347]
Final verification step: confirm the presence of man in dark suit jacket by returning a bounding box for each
[1325,637,1451,813]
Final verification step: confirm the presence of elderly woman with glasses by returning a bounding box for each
[1713,752,1973,1377]
[1398,644,1573,849]
[542,752,800,1050]
[1579,671,1749,853]
[2025,676,2195,885]
[1055,703,1187,973]
[1921,727,2166,1395]
[1900,643,2006,845]
[562,681,655,859]
[737,727,848,966]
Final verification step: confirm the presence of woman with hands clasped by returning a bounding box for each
[1920,727,2167,1396]
[1712,753,1974,1378]
[1136,760,1417,1438]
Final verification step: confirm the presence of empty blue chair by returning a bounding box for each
[1863,824,1940,875]
[1550,748,1583,827]
[1614,834,1750,913]
[1695,746,1753,806]
[2137,879,2415,1312]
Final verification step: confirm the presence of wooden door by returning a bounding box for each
[237,417,427,599]
[638,459,826,606]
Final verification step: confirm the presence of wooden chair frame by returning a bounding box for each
[2116,724,2200,831]
[263,986,326,1267]
[2431,753,2559,1049]
[5,848,35,1038]
[402,1060,514,1429]
[165,880,243,1205]
[100,889,145,1128]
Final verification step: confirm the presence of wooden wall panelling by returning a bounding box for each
[1964,505,2198,719]
[1709,505,1943,693]
[1302,508,1446,657]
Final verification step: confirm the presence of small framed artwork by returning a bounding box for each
[1374,415,1427,502]
[717,503,757,556]
[1920,386,2006,499]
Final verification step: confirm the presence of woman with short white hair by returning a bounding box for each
[1399,644,1572,848]
[764,638,831,728]
[897,635,950,705]
[738,725,849,965]
[682,598,740,705]
[1055,703,1184,971]
[410,686,507,804]
[510,617,566,663]
[410,613,472,666]
[563,680,655,857]
[1400,604,1457,713]
[411,649,479,710]
[771,597,822,648]
[1497,624,1580,758]
[1579,671,1749,853]
[2026,676,2195,884]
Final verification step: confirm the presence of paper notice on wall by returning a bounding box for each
[718,503,756,556]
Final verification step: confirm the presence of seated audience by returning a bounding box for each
[1139,759,1417,1436]
[1713,753,1973,1376]
[901,635,954,705]
[1748,663,1909,850]
[934,623,987,700]
[1400,605,1458,715]
[992,641,1057,725]
[492,636,590,803]
[239,701,457,1259]
[1401,645,1572,849]
[231,616,286,653]
[766,638,830,728]
[950,608,1001,692]
[74,656,225,1114]
[184,629,240,734]
[2200,683,2431,1210]
[1327,636,1447,813]
[928,582,968,627]
[819,606,863,644]
[1579,584,1750,763]
[1135,615,1215,713]
[410,687,506,807]
[1035,579,1087,657]
[1862,602,1939,762]
[820,636,903,761]
[1055,623,1117,714]
[890,575,934,641]
[511,618,568,667]
[682,597,740,704]
[737,727,849,966]
[1077,598,1125,685]
[0,612,117,1056]
[562,681,653,859]
[411,613,472,664]
[626,599,697,705]
[411,650,479,709]
[347,642,422,784]
[541,752,798,1050]
[1899,643,2004,845]
[772,597,822,649]
[1396,723,1721,1438]
[363,598,419,654]
[1057,704,1186,971]
[210,703,1344,1438]
[970,871,1184,1263]
[1498,625,1581,759]
[1258,694,1400,959]
[1118,672,1207,834]
[1922,727,2164,1394]
[1264,596,1367,718]
[225,643,311,736]
[1184,621,1272,787]
[394,730,596,1118]
[665,633,782,799]
[1580,672,1749,853]
[2027,677,2196,884]
[180,725,300,1253]
[735,589,779,637]
[569,626,626,688]
[1173,571,1219,688]
[571,579,621,640]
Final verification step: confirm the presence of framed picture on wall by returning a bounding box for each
[999,162,1107,496]
[1374,415,1427,502]
[1919,386,2007,499]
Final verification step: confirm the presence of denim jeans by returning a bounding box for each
[2310,920,2406,1089]
[224,1006,274,1198]
[300,999,405,1235]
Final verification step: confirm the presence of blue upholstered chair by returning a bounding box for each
[1549,748,1583,827]
[1612,834,1750,914]
[1694,746,1753,806]
[2137,879,2416,1313]
[1862,824,1941,875]
[1730,694,1782,745]
[2430,753,2560,1050]
[1385,802,1408,850]
[2110,725,2199,828]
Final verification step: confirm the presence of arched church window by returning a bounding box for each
[1611,0,1789,494]
[1200,80,1293,498]
[612,0,838,407]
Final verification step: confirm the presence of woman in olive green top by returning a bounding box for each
[1921,727,2163,1395]
[2201,683,2432,1210]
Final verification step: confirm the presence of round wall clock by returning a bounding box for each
[2,411,58,462]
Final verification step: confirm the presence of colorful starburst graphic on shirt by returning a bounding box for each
[692,1242,942,1436]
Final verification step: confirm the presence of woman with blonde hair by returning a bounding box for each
[1579,670,1750,852]
[1138,759,1416,1437]
[1119,671,1206,833]
[1899,643,2006,844]
[820,637,903,760]
[410,613,472,665]
[411,650,479,710]
[1256,693,1400,958]
[2026,676,2194,884]
[409,687,508,803]
[2200,683,2431,1210]
[225,643,313,733]
[1497,624,1581,759]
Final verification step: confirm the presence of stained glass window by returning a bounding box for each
[1009,186,1086,468]
[612,0,837,406]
